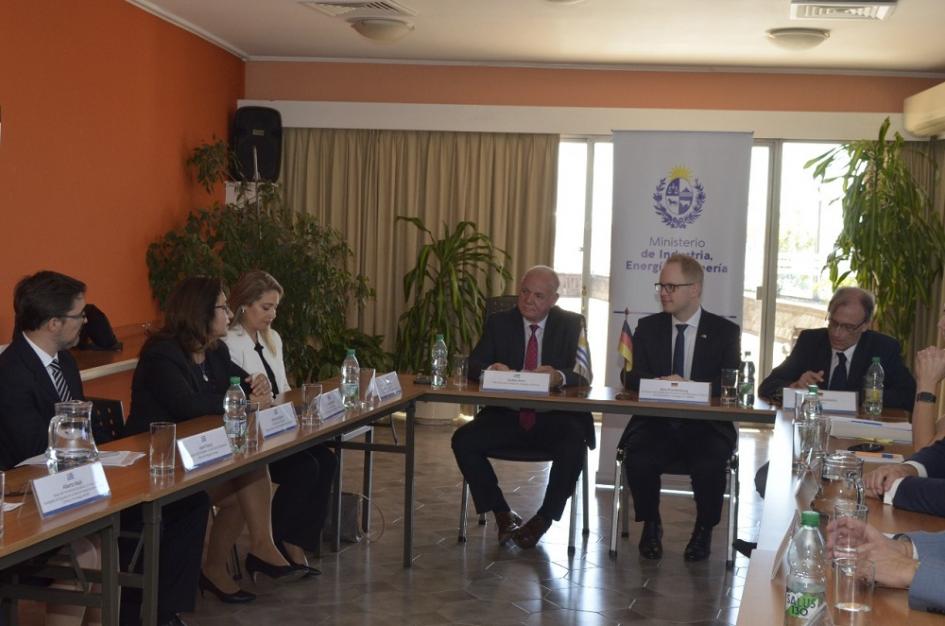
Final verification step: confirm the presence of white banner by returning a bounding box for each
[598,130,753,483]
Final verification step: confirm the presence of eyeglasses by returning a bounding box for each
[654,282,694,294]
[59,312,87,321]
[214,304,232,315]
[827,317,867,333]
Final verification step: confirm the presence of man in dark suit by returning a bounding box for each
[619,254,740,562]
[758,287,916,410]
[0,271,208,626]
[452,265,593,549]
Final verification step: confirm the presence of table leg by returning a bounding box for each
[141,501,161,626]
[403,401,415,568]
[100,513,120,626]
[332,437,343,552]
[362,428,374,533]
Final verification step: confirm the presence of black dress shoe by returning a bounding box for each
[638,520,663,560]
[276,540,322,577]
[244,553,306,583]
[733,538,757,558]
[684,524,713,561]
[198,573,256,603]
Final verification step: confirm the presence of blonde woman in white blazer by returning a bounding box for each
[224,271,336,577]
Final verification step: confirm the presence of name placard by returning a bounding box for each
[783,388,857,414]
[177,427,233,470]
[375,371,402,401]
[319,388,346,420]
[481,370,550,394]
[638,379,711,404]
[32,462,110,517]
[258,402,299,438]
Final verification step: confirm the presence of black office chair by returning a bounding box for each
[88,396,125,443]
[609,435,740,568]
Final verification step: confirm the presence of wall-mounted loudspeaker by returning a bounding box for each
[231,106,282,182]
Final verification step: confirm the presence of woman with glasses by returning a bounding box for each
[224,270,334,576]
[127,276,304,606]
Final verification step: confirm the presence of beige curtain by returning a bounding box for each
[280,128,559,350]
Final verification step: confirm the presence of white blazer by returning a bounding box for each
[223,326,292,394]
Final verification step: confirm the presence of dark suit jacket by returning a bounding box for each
[0,333,85,469]
[125,337,249,436]
[758,328,916,410]
[468,305,595,449]
[621,308,741,448]
[890,440,945,517]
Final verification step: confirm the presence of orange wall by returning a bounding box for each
[0,1,244,339]
[246,61,938,113]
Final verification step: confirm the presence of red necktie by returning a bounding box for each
[519,324,539,431]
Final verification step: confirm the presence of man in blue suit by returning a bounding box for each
[452,265,593,550]
[865,437,945,518]
[619,254,741,562]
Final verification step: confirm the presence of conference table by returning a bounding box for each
[736,409,945,625]
[0,376,782,625]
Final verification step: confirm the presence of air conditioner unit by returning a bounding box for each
[790,1,897,20]
[904,82,945,138]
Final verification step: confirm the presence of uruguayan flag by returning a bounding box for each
[574,322,593,385]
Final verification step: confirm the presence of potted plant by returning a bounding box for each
[147,140,392,385]
[807,118,945,358]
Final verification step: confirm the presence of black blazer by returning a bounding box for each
[621,309,741,448]
[0,333,85,469]
[758,328,916,410]
[125,337,249,436]
[890,440,945,517]
[468,305,595,449]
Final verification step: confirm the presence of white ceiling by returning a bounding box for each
[133,0,945,74]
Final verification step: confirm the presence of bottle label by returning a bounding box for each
[785,590,823,619]
[865,388,882,403]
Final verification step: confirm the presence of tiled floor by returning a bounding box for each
[186,417,772,626]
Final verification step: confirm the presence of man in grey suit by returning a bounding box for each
[452,265,593,550]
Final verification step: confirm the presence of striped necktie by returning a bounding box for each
[49,359,72,402]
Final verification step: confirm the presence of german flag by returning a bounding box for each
[618,316,633,372]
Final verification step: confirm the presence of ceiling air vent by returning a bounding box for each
[300,1,416,19]
[790,0,897,20]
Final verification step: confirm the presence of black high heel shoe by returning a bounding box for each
[244,553,306,583]
[198,573,256,603]
[276,540,321,578]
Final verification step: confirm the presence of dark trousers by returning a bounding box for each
[451,408,587,521]
[269,445,337,552]
[119,491,210,625]
[622,418,733,528]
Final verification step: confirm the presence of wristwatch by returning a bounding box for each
[916,391,938,403]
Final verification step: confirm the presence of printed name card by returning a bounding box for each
[783,388,857,414]
[481,370,550,395]
[319,388,346,420]
[258,402,299,438]
[375,371,402,401]
[177,427,233,470]
[32,461,110,517]
[638,379,711,404]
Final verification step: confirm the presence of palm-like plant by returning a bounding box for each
[395,216,511,373]
[806,118,945,358]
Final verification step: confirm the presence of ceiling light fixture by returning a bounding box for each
[766,27,831,51]
[349,17,414,42]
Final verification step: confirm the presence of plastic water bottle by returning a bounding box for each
[223,376,247,453]
[431,334,448,390]
[340,349,360,409]
[801,385,823,420]
[738,351,755,408]
[863,357,884,416]
[784,511,827,625]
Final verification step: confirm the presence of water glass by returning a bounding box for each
[149,422,176,476]
[833,502,869,556]
[245,402,260,451]
[833,557,874,625]
[793,418,819,473]
[451,354,468,389]
[720,368,738,406]
[359,368,378,411]
[301,383,322,426]
[793,389,808,421]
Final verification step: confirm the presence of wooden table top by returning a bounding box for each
[737,410,945,625]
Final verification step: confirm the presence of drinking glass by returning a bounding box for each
[833,502,869,556]
[833,557,874,625]
[149,422,176,476]
[793,389,808,421]
[720,368,738,406]
[301,383,322,426]
[245,402,260,451]
[794,418,819,473]
[359,368,378,411]
[451,354,468,390]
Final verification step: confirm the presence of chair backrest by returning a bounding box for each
[89,396,125,444]
[484,295,518,319]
